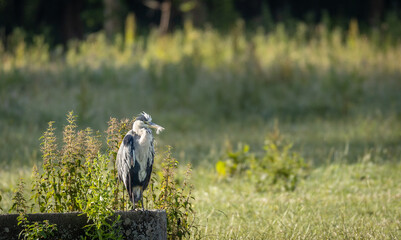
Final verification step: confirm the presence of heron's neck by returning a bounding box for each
[134,128,151,145]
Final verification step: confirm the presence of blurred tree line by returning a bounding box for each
[0,0,400,45]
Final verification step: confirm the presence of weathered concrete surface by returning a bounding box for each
[0,210,167,240]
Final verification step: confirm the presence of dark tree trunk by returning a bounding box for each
[369,0,384,26]
[159,0,171,35]
[104,0,121,38]
[62,0,83,41]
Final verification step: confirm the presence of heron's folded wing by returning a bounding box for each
[117,134,136,185]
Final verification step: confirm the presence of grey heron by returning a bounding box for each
[116,112,164,210]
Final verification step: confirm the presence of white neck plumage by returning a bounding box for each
[139,129,152,145]
[132,125,150,145]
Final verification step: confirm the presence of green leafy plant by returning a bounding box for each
[148,147,196,240]
[30,112,121,238]
[216,127,308,191]
[11,178,57,240]
[10,178,27,215]
[252,130,308,192]
[32,112,102,213]
[78,154,123,240]
[216,143,253,178]
[18,219,58,240]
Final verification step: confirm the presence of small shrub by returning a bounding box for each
[32,112,101,213]
[252,136,308,192]
[216,127,308,191]
[148,146,196,240]
[216,143,253,178]
[18,218,58,240]
[77,154,123,240]
[10,178,27,214]
[31,111,121,238]
[11,178,57,240]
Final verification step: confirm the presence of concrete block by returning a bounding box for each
[0,210,167,240]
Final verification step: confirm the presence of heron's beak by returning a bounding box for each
[147,122,165,134]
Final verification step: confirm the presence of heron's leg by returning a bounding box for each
[132,192,136,210]
[141,192,145,211]
[132,192,136,211]
[123,187,125,211]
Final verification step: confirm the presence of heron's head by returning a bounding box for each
[133,112,165,134]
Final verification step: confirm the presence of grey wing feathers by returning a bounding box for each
[116,133,135,186]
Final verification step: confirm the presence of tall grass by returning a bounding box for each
[0,20,400,166]
[2,21,401,116]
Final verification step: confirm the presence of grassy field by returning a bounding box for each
[1,23,401,238]
[194,162,401,239]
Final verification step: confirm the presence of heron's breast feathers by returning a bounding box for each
[135,145,154,182]
[133,133,154,183]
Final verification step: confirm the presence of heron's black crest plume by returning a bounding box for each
[136,112,152,122]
